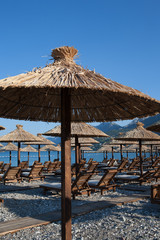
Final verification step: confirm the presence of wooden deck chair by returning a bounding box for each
[0,167,21,185]
[40,172,93,199]
[114,169,155,185]
[21,164,45,182]
[42,161,51,172]
[82,161,99,173]
[88,169,117,195]
[0,163,11,173]
[0,161,4,169]
[127,158,140,171]
[19,161,29,169]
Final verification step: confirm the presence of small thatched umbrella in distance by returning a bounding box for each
[0,125,42,166]
[43,122,108,172]
[116,122,160,176]
[0,142,18,164]
[21,145,37,165]
[146,120,160,132]
[0,126,5,130]
[40,144,61,161]
[24,133,55,162]
[97,144,117,160]
[1,47,160,239]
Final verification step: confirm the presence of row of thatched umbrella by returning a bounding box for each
[0,46,160,239]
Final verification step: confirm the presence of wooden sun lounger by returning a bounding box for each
[0,167,21,185]
[114,169,155,185]
[21,164,45,182]
[88,169,117,195]
[40,172,93,199]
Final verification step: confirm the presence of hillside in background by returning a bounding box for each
[46,114,160,150]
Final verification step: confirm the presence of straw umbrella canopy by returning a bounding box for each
[20,145,37,164]
[43,122,108,170]
[0,143,3,147]
[24,133,55,162]
[1,46,160,239]
[0,142,18,164]
[0,126,5,130]
[40,144,61,161]
[146,120,160,132]
[97,144,117,160]
[0,125,42,166]
[116,122,160,176]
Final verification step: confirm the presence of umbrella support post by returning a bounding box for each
[139,140,143,176]
[9,151,11,164]
[75,135,79,176]
[61,88,71,240]
[18,142,20,166]
[38,145,40,162]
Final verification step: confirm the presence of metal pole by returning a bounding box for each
[61,88,71,240]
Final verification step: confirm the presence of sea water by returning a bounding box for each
[0,151,151,166]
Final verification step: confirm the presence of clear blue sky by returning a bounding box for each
[0,0,160,136]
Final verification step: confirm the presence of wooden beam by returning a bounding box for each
[38,145,40,162]
[18,142,20,166]
[61,88,71,240]
[139,139,143,176]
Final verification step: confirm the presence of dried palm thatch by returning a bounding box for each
[0,46,160,122]
[0,143,3,147]
[43,122,108,137]
[0,125,42,142]
[116,122,160,141]
[21,145,37,152]
[40,144,61,152]
[0,142,18,151]
[71,143,93,147]
[71,137,99,144]
[0,126,5,130]
[97,144,115,152]
[146,120,160,132]
[24,133,55,145]
[73,146,92,151]
[109,139,137,145]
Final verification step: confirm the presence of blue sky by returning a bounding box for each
[0,0,160,136]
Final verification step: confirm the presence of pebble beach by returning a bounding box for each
[0,176,160,240]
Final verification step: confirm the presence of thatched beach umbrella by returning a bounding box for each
[97,144,117,160]
[40,144,61,161]
[0,126,5,130]
[116,122,160,176]
[0,125,42,166]
[24,133,55,162]
[0,46,160,239]
[21,145,37,164]
[146,120,160,132]
[0,142,18,164]
[43,122,108,172]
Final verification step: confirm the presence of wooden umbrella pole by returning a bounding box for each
[75,135,79,176]
[48,151,50,161]
[127,151,128,159]
[150,145,153,164]
[112,147,114,159]
[57,151,59,161]
[9,151,11,164]
[139,140,143,176]
[120,144,123,162]
[28,152,29,164]
[79,143,81,161]
[136,148,138,158]
[38,145,40,162]
[106,151,108,160]
[18,142,20,166]
[61,88,71,240]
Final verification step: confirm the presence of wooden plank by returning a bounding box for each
[0,194,148,236]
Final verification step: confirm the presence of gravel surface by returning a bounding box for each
[0,178,160,239]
